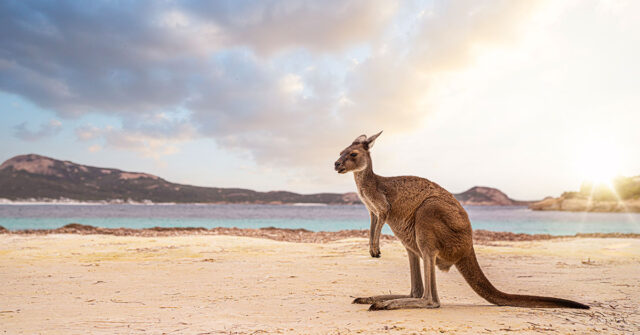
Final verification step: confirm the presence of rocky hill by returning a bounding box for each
[0,154,527,206]
[0,154,360,204]
[530,176,640,212]
[454,186,532,206]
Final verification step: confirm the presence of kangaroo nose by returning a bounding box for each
[334,161,341,169]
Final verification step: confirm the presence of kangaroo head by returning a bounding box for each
[334,131,382,174]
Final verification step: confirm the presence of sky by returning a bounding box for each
[1,0,639,200]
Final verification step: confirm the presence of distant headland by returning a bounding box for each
[0,154,528,206]
[530,176,640,212]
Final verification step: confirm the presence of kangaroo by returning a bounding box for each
[334,131,589,310]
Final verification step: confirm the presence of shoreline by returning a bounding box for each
[1,223,639,244]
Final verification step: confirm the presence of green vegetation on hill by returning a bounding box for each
[562,176,640,201]
[531,175,640,212]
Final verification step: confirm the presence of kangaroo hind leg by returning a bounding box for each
[368,253,440,310]
[353,249,423,304]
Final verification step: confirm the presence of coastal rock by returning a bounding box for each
[530,176,640,212]
[0,154,62,177]
[454,186,532,206]
[4,224,638,243]
[530,197,640,212]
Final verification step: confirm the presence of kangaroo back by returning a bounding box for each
[455,248,589,309]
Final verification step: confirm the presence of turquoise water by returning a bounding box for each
[1,204,639,235]
[1,217,367,231]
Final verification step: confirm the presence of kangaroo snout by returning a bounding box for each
[334,160,346,173]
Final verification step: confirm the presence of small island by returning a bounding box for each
[530,176,640,212]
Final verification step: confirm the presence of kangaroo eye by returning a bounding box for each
[350,153,357,157]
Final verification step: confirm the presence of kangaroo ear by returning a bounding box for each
[352,134,367,144]
[365,131,383,149]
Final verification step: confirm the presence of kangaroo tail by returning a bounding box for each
[455,248,589,309]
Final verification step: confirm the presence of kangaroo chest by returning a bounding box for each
[357,189,376,213]
[357,188,387,217]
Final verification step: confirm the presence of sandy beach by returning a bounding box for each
[1,232,639,334]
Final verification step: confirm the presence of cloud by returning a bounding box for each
[13,119,62,141]
[75,112,197,158]
[88,144,101,153]
[183,1,398,54]
[0,0,396,116]
[188,1,549,174]
[2,0,549,184]
[77,124,184,159]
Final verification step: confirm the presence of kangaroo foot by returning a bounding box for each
[352,294,410,304]
[369,298,440,311]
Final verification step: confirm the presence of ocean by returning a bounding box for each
[1,204,639,235]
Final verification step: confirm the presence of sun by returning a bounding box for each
[573,139,622,187]
[581,157,618,186]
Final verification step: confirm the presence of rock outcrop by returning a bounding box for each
[530,176,640,212]
[454,186,532,206]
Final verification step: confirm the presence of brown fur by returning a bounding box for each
[335,132,589,310]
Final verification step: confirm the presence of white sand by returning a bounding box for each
[1,234,638,334]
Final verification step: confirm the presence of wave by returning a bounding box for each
[291,203,328,206]
[0,198,178,206]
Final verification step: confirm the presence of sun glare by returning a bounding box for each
[582,160,617,187]
[574,138,622,187]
